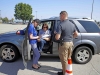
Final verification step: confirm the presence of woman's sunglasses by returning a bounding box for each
[43,27,47,28]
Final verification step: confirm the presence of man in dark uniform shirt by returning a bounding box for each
[55,11,78,75]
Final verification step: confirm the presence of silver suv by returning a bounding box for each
[0,17,100,64]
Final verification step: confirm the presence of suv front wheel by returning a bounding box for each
[72,46,92,64]
[0,44,19,62]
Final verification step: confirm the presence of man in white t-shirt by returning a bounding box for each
[37,23,51,52]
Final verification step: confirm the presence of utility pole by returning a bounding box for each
[0,10,1,19]
[36,11,37,19]
[41,16,42,19]
[91,0,94,19]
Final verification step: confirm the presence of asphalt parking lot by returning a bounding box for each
[0,24,100,75]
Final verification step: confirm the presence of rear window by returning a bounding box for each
[78,20,100,33]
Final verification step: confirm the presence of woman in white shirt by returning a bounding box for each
[37,23,51,52]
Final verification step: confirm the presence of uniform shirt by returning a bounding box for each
[56,19,76,42]
[39,29,51,39]
[28,23,37,44]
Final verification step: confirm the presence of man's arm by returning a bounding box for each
[73,24,78,38]
[55,34,61,40]
[73,31,78,38]
[55,25,62,40]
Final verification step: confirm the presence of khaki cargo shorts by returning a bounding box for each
[59,42,73,59]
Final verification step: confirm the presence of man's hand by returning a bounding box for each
[37,36,40,39]
[55,33,61,40]
[73,31,78,38]
[37,39,40,42]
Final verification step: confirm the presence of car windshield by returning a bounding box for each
[23,28,26,31]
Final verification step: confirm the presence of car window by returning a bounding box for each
[23,28,26,31]
[78,20,100,33]
[69,20,80,32]
[37,21,52,30]
[56,20,80,32]
[54,20,61,31]
[23,21,53,32]
[57,20,61,25]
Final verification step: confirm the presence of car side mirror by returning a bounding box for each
[16,30,25,35]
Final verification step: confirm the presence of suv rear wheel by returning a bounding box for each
[0,44,19,62]
[72,46,92,64]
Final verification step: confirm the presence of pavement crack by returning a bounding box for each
[89,62,100,75]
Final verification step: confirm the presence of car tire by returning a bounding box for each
[72,46,92,64]
[0,44,19,62]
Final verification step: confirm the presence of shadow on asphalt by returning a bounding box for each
[0,56,76,75]
[28,56,61,75]
[0,56,61,75]
[0,58,24,75]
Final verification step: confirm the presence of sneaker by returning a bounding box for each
[57,71,63,75]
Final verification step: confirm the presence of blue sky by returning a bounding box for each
[0,0,100,21]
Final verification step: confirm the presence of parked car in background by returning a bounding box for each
[0,20,2,23]
[0,17,100,64]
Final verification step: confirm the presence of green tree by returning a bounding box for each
[2,17,9,23]
[14,3,33,23]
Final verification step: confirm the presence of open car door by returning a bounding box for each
[22,18,32,68]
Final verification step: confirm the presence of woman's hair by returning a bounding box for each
[42,23,48,29]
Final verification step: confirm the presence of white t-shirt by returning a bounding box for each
[39,29,51,39]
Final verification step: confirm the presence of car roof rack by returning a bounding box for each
[41,17,79,21]
[82,17,92,20]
